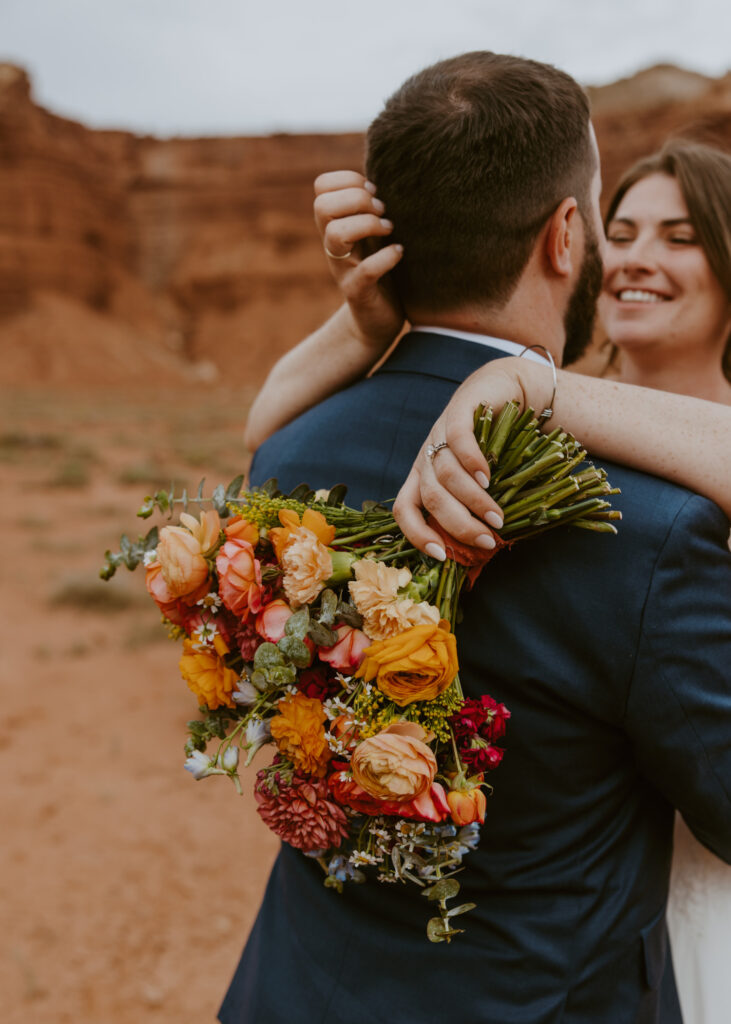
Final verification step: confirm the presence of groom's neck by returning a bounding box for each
[409,302,566,365]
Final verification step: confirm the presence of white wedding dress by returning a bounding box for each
[667,814,731,1023]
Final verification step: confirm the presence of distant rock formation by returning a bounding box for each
[0,62,728,387]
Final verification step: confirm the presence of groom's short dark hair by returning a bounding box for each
[365,52,595,314]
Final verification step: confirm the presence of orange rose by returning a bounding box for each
[270,692,332,778]
[356,620,458,707]
[145,562,186,624]
[225,516,260,546]
[255,599,294,642]
[216,538,263,620]
[351,721,437,802]
[179,638,238,709]
[269,508,335,562]
[446,786,487,826]
[157,526,210,601]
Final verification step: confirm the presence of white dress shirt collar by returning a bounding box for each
[411,325,551,365]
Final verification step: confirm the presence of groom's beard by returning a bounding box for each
[561,230,604,367]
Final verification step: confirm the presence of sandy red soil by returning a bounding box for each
[1,386,278,1023]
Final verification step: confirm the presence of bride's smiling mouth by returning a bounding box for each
[614,288,672,303]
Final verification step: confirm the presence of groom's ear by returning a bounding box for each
[545,197,578,278]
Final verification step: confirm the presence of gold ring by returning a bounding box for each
[325,246,353,260]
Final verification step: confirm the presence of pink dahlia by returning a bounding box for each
[255,771,349,853]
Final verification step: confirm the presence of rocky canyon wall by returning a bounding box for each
[0,62,728,387]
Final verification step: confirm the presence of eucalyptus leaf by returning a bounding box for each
[278,636,312,668]
[288,483,315,503]
[211,483,227,515]
[251,669,268,691]
[426,917,450,943]
[336,601,364,629]
[225,474,245,500]
[326,484,348,507]
[319,589,338,627]
[424,879,460,902]
[446,902,476,918]
[267,664,297,687]
[308,621,338,647]
[254,643,285,670]
[284,607,310,640]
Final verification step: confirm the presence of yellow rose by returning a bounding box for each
[179,638,238,710]
[351,722,437,802]
[356,620,458,706]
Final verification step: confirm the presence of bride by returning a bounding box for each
[244,139,731,1023]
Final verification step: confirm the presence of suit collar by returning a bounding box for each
[375,329,511,384]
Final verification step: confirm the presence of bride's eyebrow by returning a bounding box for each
[660,218,694,228]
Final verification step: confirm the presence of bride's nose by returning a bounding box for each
[621,235,657,275]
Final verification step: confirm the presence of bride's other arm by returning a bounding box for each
[393,357,731,556]
[245,172,405,450]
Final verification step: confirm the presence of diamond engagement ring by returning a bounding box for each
[425,441,449,462]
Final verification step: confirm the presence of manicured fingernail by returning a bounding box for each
[485,511,503,529]
[372,197,385,214]
[425,542,446,562]
[394,244,404,254]
[364,180,377,194]
[475,471,490,489]
[380,218,393,229]
[476,533,497,550]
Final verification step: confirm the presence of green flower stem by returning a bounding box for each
[492,449,567,496]
[501,478,580,524]
[335,523,397,546]
[484,403,522,465]
[377,547,419,563]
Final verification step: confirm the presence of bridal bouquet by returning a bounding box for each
[102,401,619,942]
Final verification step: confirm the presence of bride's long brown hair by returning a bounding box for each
[602,139,731,382]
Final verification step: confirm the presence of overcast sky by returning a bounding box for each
[2,0,730,136]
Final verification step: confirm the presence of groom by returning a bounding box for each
[220,53,731,1023]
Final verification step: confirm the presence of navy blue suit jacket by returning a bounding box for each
[220,332,731,1024]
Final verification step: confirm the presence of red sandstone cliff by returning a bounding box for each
[0,62,728,388]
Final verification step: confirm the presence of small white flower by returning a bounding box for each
[143,548,158,567]
[377,873,398,884]
[368,826,391,841]
[192,621,219,648]
[197,591,222,612]
[233,678,259,707]
[323,696,349,721]
[219,746,240,772]
[244,718,272,766]
[349,849,380,867]
[184,750,216,780]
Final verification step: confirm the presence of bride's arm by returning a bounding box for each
[245,172,405,451]
[393,356,731,557]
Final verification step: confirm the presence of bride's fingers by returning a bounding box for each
[393,470,449,561]
[339,244,403,299]
[428,448,504,530]
[322,214,393,261]
[313,170,375,196]
[314,187,385,230]
[418,453,501,548]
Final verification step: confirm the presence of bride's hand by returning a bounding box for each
[393,365,527,559]
[314,171,407,351]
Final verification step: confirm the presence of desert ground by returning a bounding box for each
[1,384,279,1023]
